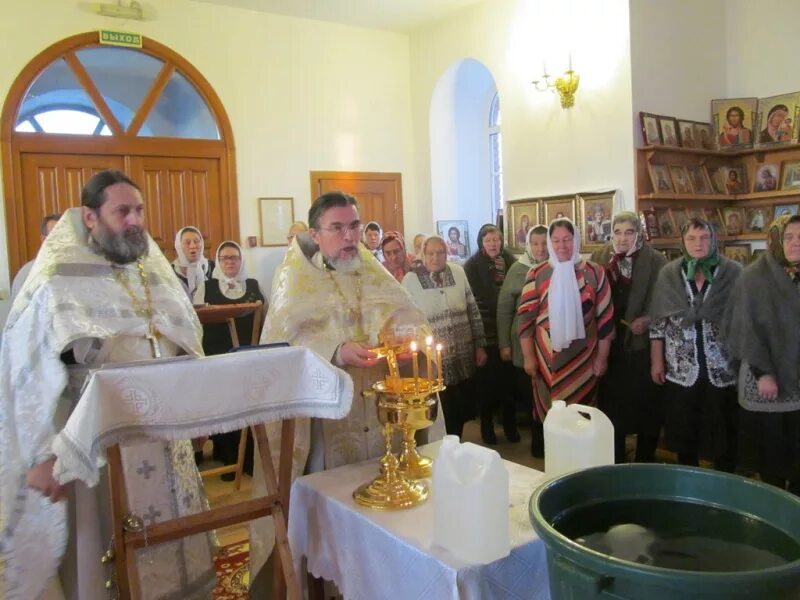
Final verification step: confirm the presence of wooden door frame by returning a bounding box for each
[309,171,403,232]
[1,32,239,277]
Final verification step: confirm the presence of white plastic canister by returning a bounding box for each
[433,435,510,563]
[543,400,614,479]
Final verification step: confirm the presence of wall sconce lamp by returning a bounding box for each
[532,66,580,109]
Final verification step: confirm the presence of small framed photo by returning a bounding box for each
[694,122,716,150]
[669,165,692,194]
[780,160,800,190]
[505,198,541,252]
[640,112,663,145]
[649,163,674,193]
[436,219,470,259]
[705,208,727,236]
[678,120,699,148]
[658,116,680,147]
[723,243,752,265]
[744,206,773,233]
[753,164,780,192]
[579,192,614,247]
[774,204,800,218]
[436,220,470,259]
[642,208,659,240]
[756,92,800,145]
[712,97,757,149]
[655,208,677,238]
[542,195,576,224]
[686,165,712,194]
[259,197,294,246]
[705,166,726,194]
[720,166,746,194]
[671,208,690,233]
[722,207,746,235]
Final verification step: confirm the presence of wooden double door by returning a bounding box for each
[17,151,225,270]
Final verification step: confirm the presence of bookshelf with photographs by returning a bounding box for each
[635,143,800,248]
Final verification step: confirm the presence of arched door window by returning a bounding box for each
[489,92,504,219]
[2,32,239,276]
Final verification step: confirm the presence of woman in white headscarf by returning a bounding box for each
[518,218,614,425]
[498,224,549,456]
[591,211,667,463]
[202,241,266,477]
[172,225,213,302]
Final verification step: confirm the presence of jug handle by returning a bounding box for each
[565,404,609,429]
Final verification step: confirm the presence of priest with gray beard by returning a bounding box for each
[249,191,438,596]
[0,170,215,600]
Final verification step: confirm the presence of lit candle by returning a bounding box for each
[410,340,419,392]
[425,336,433,385]
[568,52,572,72]
[435,343,443,387]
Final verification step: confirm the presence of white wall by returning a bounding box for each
[429,58,497,247]
[629,0,728,145]
[0,0,417,321]
[409,0,637,241]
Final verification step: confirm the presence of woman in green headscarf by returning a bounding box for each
[724,214,800,494]
[649,216,742,470]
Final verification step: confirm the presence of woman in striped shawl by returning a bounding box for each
[518,218,614,423]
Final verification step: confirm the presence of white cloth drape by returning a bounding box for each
[546,218,585,351]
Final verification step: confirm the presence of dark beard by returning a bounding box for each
[90,223,149,264]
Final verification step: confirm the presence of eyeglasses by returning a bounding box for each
[317,222,363,237]
[219,255,241,262]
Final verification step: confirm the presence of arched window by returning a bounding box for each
[2,32,238,277]
[488,92,503,218]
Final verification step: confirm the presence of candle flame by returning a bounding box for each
[435,343,443,351]
[425,336,433,346]
[410,341,418,352]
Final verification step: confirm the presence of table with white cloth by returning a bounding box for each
[288,442,552,600]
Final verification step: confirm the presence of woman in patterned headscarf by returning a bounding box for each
[591,211,666,463]
[380,230,410,282]
[465,224,518,444]
[725,214,800,494]
[649,217,741,471]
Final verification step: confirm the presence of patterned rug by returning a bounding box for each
[213,541,249,599]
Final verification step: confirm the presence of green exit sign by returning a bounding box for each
[99,30,142,48]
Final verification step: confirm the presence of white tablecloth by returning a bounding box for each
[52,346,353,486]
[287,443,552,600]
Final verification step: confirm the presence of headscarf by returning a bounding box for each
[520,224,548,267]
[767,214,800,283]
[680,218,720,282]
[380,230,409,282]
[173,225,209,297]
[211,240,248,299]
[477,224,507,283]
[608,211,644,284]
[546,218,586,352]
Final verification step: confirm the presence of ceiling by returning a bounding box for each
[189,0,482,33]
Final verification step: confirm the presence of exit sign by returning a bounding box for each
[99,30,143,48]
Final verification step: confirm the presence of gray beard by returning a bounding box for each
[90,224,149,264]
[329,254,362,274]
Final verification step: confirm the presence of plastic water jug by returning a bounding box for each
[543,400,614,479]
[433,435,510,563]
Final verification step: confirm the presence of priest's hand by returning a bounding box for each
[757,374,779,400]
[629,316,651,335]
[338,342,380,368]
[499,347,512,361]
[26,457,69,502]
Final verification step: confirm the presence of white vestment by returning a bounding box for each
[249,234,443,580]
[0,209,215,600]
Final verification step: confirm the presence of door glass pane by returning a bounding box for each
[15,120,36,133]
[75,47,164,131]
[34,109,100,135]
[140,68,220,139]
[17,58,99,134]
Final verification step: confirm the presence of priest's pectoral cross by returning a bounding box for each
[145,323,162,359]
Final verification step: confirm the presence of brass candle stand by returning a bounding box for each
[353,338,445,510]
